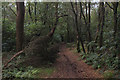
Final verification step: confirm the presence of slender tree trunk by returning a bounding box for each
[67,17,70,42]
[71,2,80,53]
[99,2,105,47]
[80,2,89,43]
[60,34,64,42]
[88,2,94,52]
[105,2,118,40]
[16,2,25,52]
[95,3,102,42]
[85,2,87,18]
[34,2,37,23]
[117,13,120,69]
[113,2,118,39]
[71,2,86,53]
[79,2,86,53]
[3,5,5,25]
[80,36,86,53]
[75,2,81,53]
[47,3,58,37]
[80,3,87,25]
[88,2,91,42]
[28,3,33,21]
[43,4,48,26]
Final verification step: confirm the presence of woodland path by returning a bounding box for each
[50,44,103,78]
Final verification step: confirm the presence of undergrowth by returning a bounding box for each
[2,38,59,79]
[2,66,55,79]
[70,42,120,78]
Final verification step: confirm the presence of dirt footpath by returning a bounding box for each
[50,44,103,78]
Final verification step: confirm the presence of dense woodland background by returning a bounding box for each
[2,1,120,79]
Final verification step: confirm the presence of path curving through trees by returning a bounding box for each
[50,44,103,78]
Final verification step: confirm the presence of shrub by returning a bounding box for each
[25,36,59,64]
[103,70,115,78]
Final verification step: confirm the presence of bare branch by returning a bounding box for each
[80,2,87,25]
[106,2,114,10]
[70,2,77,16]
[6,6,17,16]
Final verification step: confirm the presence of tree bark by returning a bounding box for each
[71,2,86,53]
[95,2,102,42]
[67,17,70,42]
[112,2,118,38]
[28,3,33,21]
[80,2,90,42]
[88,2,94,52]
[34,2,37,23]
[71,2,80,53]
[16,2,25,52]
[88,2,91,42]
[47,3,58,37]
[3,5,5,25]
[85,2,87,18]
[79,2,86,53]
[99,2,105,47]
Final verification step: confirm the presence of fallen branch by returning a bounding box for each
[3,50,24,68]
[3,4,59,69]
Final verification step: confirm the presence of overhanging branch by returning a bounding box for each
[106,2,114,10]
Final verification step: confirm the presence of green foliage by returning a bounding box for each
[2,19,16,51]
[52,33,61,43]
[103,70,115,78]
[2,2,120,78]
[66,43,76,48]
[83,27,119,71]
[80,50,119,70]
[72,48,78,54]
[3,66,55,78]
[87,41,96,47]
[25,36,59,64]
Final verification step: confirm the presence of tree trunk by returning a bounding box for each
[85,2,87,18]
[79,2,86,53]
[75,2,81,53]
[34,2,37,23]
[113,2,118,38]
[99,2,105,47]
[3,5,5,25]
[28,3,33,21]
[67,17,70,42]
[80,2,88,42]
[88,2,94,52]
[43,4,48,26]
[16,2,25,52]
[88,2,91,42]
[47,3,58,37]
[95,2,102,42]
[71,2,80,53]
[117,12,120,69]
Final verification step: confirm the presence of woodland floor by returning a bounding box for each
[3,44,103,78]
[49,44,103,78]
